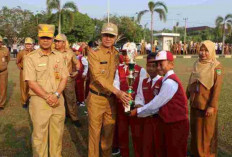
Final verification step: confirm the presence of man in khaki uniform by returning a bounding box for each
[54,34,81,127]
[87,23,131,157]
[0,35,10,110]
[24,24,69,157]
[16,37,34,108]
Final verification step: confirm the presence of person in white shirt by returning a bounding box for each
[145,43,151,54]
[112,42,147,157]
[12,43,18,58]
[134,53,163,157]
[130,50,189,157]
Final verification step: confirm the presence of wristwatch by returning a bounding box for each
[54,92,60,99]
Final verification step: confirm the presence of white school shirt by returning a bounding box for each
[137,70,178,118]
[77,55,88,76]
[113,65,147,92]
[135,75,161,106]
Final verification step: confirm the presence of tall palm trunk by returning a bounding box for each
[58,10,61,34]
[151,11,154,50]
[222,23,226,55]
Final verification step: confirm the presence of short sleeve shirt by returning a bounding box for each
[24,48,69,96]
[0,47,10,71]
[16,49,32,69]
[88,45,119,94]
[61,49,79,74]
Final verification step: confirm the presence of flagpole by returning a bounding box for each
[107,0,110,23]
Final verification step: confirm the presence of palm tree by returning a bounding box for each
[137,1,168,46]
[215,14,232,54]
[47,0,78,34]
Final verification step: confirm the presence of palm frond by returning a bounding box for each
[215,16,224,26]
[154,8,167,22]
[148,1,155,12]
[63,2,78,12]
[137,10,149,24]
[154,1,168,13]
[47,1,59,13]
[115,34,126,44]
[225,14,232,21]
[226,20,232,25]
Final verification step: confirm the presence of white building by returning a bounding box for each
[154,33,180,51]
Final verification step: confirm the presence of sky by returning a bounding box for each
[0,0,231,30]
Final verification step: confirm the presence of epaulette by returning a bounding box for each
[92,46,100,51]
[26,49,37,56]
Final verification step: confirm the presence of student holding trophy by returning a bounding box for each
[113,42,147,157]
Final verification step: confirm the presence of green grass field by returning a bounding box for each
[0,58,232,157]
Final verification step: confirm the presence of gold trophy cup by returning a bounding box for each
[124,51,136,114]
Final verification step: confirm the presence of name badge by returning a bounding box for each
[143,87,148,90]
[100,61,107,64]
[38,63,46,67]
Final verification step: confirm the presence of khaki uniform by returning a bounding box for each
[16,49,31,105]
[141,43,145,55]
[62,49,79,121]
[87,45,119,157]
[24,48,69,157]
[187,64,223,157]
[0,46,10,108]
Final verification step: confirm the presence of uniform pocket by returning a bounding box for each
[99,64,108,74]
[35,65,48,80]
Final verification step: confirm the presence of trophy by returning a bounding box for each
[124,43,137,114]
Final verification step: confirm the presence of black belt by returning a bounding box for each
[90,88,113,98]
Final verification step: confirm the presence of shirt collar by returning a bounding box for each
[100,45,114,54]
[162,70,174,82]
[147,75,161,83]
[38,48,57,57]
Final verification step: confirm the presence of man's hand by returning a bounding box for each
[205,107,215,117]
[115,90,132,107]
[46,94,59,108]
[17,65,22,70]
[130,108,137,117]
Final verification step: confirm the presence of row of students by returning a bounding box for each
[113,40,222,157]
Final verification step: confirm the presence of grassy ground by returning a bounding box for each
[0,58,232,157]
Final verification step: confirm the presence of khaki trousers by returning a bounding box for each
[87,93,116,157]
[0,70,8,108]
[29,95,65,157]
[20,70,29,105]
[63,77,78,121]
[190,107,218,157]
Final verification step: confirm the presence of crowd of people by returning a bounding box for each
[0,22,223,157]
[170,42,232,55]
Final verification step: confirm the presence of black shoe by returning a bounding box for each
[0,107,4,111]
[22,104,28,109]
[73,120,82,127]
[112,147,120,156]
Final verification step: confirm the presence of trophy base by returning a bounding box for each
[124,100,135,115]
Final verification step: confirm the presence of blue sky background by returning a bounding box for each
[0,0,231,30]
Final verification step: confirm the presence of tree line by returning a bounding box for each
[0,0,231,47]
